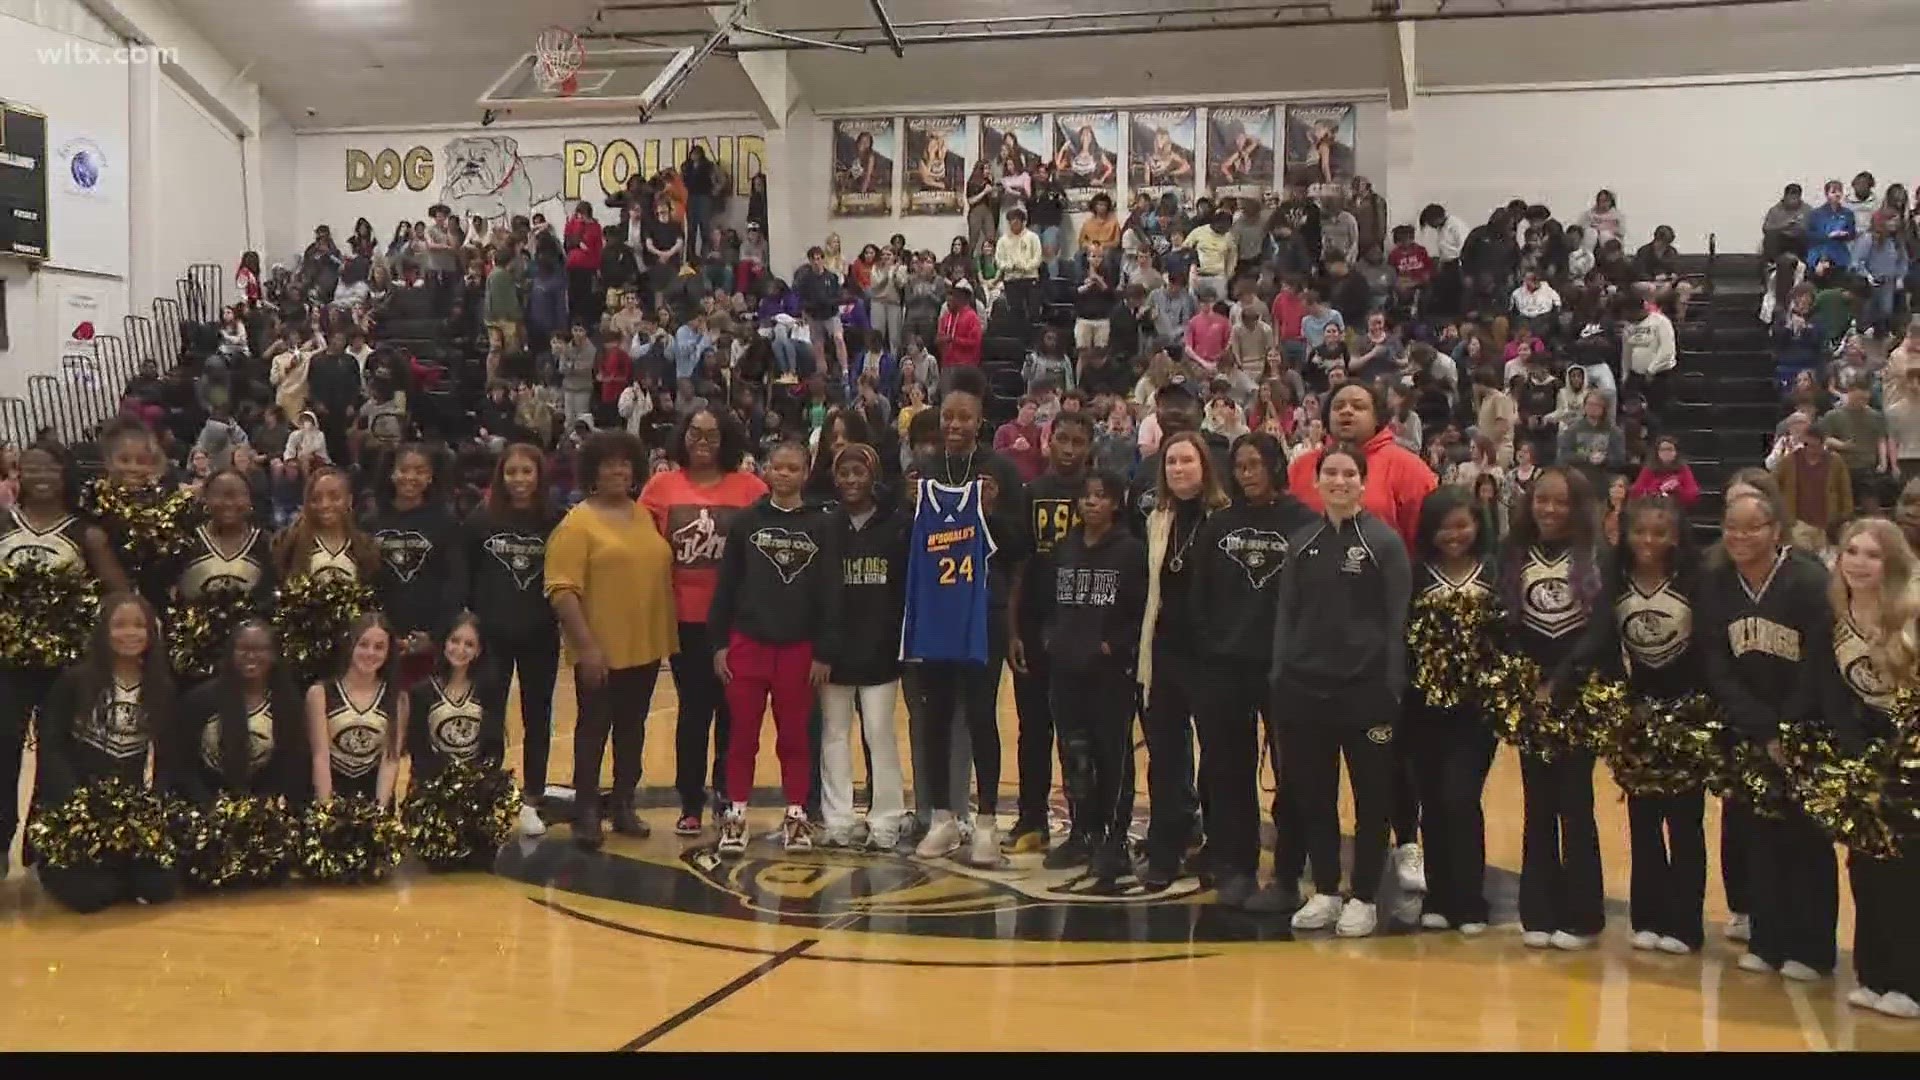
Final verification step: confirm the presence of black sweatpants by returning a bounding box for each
[918,624,1005,817]
[1749,809,1838,973]
[1406,704,1496,925]
[1519,753,1605,936]
[1392,736,1422,849]
[488,633,559,800]
[1628,790,1706,948]
[0,666,57,863]
[1050,660,1135,851]
[1850,847,1920,997]
[1141,647,1201,872]
[1722,797,1754,916]
[1011,640,1067,829]
[1188,658,1266,879]
[670,622,731,816]
[572,663,661,815]
[40,865,180,915]
[1280,683,1396,902]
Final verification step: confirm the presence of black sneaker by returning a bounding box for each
[610,805,650,838]
[1091,840,1131,887]
[1138,860,1177,892]
[1041,833,1093,870]
[1244,882,1301,915]
[1002,819,1049,854]
[573,807,604,850]
[1213,872,1258,908]
[1185,843,1215,887]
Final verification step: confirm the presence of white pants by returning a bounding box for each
[819,681,906,832]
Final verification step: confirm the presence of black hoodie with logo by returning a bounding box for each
[708,495,843,660]
[1043,525,1148,674]
[826,505,909,686]
[464,503,562,646]
[1192,494,1317,664]
[365,501,467,642]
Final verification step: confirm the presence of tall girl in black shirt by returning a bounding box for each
[1700,488,1845,981]
[1572,495,1706,953]
[177,620,308,806]
[407,614,505,784]
[34,593,179,913]
[1407,487,1499,934]
[1827,517,1920,1017]
[307,613,405,807]
[366,445,467,687]
[464,444,561,837]
[1500,466,1607,950]
[0,445,124,877]
[1189,433,1313,906]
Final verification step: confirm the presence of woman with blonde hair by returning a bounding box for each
[1828,516,1920,1019]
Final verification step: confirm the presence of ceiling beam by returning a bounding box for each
[870,0,906,57]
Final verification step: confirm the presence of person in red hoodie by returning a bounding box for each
[1627,434,1701,508]
[564,200,605,331]
[1269,274,1309,368]
[595,329,633,428]
[936,280,983,368]
[993,396,1047,482]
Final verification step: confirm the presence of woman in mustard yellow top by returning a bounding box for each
[545,431,679,849]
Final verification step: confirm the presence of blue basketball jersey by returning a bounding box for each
[901,479,996,665]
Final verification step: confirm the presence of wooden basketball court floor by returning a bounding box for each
[4,673,1919,1052]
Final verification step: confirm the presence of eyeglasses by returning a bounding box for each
[685,429,721,444]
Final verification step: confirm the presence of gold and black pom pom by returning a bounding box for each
[1478,658,1626,763]
[272,574,378,684]
[80,479,205,565]
[401,763,522,871]
[297,796,405,885]
[166,584,263,679]
[1608,693,1728,797]
[1407,591,1505,711]
[167,794,299,890]
[0,560,101,671]
[26,777,175,871]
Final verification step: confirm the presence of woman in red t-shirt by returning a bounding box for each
[639,405,767,835]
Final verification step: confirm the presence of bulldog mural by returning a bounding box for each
[438,135,567,225]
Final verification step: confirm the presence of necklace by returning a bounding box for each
[942,448,978,488]
[1166,510,1203,573]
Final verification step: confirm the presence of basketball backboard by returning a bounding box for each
[479,45,698,119]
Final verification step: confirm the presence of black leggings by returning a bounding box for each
[1011,642,1063,828]
[488,633,559,799]
[670,622,731,815]
[1722,797,1754,916]
[1050,660,1135,850]
[918,625,1005,817]
[1749,809,1838,973]
[1406,705,1495,925]
[1628,790,1706,948]
[0,667,57,860]
[572,663,662,815]
[1141,647,1201,871]
[40,865,180,914]
[1280,684,1396,902]
[1851,847,1920,997]
[1188,658,1266,879]
[1519,753,1605,936]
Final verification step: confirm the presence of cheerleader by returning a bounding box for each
[1044,469,1148,889]
[1699,487,1846,981]
[176,619,308,805]
[177,470,276,604]
[95,418,177,608]
[0,444,125,877]
[306,612,405,807]
[1406,487,1498,934]
[366,445,468,685]
[1827,517,1920,1017]
[1572,495,1705,953]
[271,468,381,584]
[33,593,180,913]
[406,614,504,784]
[1189,433,1313,907]
[465,443,561,837]
[1269,444,1412,937]
[1715,466,1780,943]
[1136,430,1232,890]
[1499,465,1607,950]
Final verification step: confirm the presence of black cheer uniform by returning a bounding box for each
[406,676,506,784]
[320,679,396,802]
[177,679,308,805]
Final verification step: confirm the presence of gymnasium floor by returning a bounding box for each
[4,674,1918,1052]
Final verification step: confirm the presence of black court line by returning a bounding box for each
[619,937,819,1051]
[534,897,1217,968]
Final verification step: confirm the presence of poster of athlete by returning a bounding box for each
[979,113,1046,179]
[1127,108,1197,204]
[1207,106,1277,201]
[1050,110,1119,211]
[830,117,895,217]
[902,115,967,216]
[1283,101,1357,197]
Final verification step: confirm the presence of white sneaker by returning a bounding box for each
[964,815,1005,869]
[1459,922,1489,937]
[1393,843,1427,893]
[1521,930,1553,949]
[717,810,748,857]
[1848,987,1884,1011]
[865,820,900,851]
[1779,960,1821,983]
[1874,991,1920,1018]
[1630,930,1660,951]
[1724,913,1752,942]
[1389,892,1424,927]
[914,812,962,859]
[1290,893,1344,931]
[1656,935,1693,955]
[781,809,813,853]
[1335,898,1379,938]
[817,826,855,849]
[956,815,976,847]
[1736,952,1774,974]
[518,804,548,837]
[1419,912,1450,930]
[1551,931,1597,951]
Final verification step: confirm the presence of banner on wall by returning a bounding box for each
[55,135,111,202]
[1051,111,1119,211]
[979,113,1046,180]
[57,282,109,381]
[902,115,967,217]
[1206,107,1276,202]
[830,118,895,217]
[1283,102,1357,197]
[1128,109,1197,204]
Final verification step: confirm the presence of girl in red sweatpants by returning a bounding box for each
[708,441,841,856]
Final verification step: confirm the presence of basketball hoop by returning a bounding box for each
[533,25,586,97]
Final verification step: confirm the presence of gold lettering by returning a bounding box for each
[600,139,640,199]
[371,148,402,190]
[736,134,766,195]
[401,146,434,191]
[562,140,597,202]
[344,148,374,192]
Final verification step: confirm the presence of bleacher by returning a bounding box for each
[1667,244,1776,539]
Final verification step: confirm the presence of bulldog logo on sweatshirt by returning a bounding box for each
[1217,528,1289,589]
[750,527,819,584]
[483,532,547,591]
[375,529,434,584]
